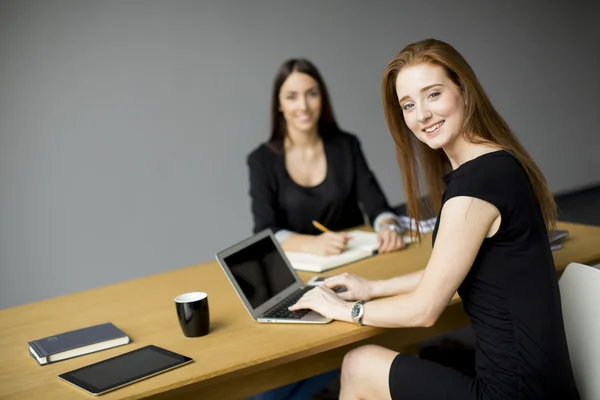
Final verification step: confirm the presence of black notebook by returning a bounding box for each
[28,322,130,365]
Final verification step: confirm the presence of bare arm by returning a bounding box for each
[361,196,500,328]
[280,233,312,252]
[291,196,500,327]
[369,270,424,297]
[323,270,424,300]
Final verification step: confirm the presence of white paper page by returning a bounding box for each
[285,247,373,272]
[284,231,377,272]
[346,230,379,250]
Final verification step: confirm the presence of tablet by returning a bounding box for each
[59,345,192,395]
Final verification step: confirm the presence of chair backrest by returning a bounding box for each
[559,262,600,400]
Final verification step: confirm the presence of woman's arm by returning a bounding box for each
[361,196,500,327]
[369,270,425,297]
[350,136,395,226]
[280,233,314,252]
[291,196,500,326]
[247,149,280,234]
[349,136,405,252]
[323,270,424,301]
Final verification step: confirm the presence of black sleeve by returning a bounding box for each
[441,154,534,235]
[350,135,394,224]
[443,160,512,219]
[247,148,280,234]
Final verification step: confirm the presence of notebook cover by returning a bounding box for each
[28,322,128,358]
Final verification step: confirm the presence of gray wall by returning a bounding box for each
[1,1,599,309]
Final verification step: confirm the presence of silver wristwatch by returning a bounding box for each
[351,300,367,325]
[382,222,402,233]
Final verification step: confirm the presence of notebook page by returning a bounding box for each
[284,230,378,273]
[285,247,374,273]
[346,230,379,250]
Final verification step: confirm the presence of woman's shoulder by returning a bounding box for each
[446,150,530,200]
[328,129,358,141]
[247,142,281,165]
[324,130,361,149]
[454,150,523,181]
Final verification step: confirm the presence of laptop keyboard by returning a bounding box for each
[263,286,313,319]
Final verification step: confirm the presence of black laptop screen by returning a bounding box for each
[223,236,296,309]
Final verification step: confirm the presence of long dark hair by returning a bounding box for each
[268,59,339,151]
[382,39,556,236]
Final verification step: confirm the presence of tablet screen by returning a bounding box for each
[59,345,192,395]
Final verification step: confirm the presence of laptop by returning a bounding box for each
[215,229,332,324]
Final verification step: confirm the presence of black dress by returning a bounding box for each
[389,151,579,399]
[247,131,395,235]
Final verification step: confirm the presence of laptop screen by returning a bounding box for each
[223,235,296,309]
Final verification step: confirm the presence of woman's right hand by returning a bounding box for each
[306,232,351,255]
[322,273,375,301]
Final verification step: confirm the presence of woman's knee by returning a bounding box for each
[342,345,383,378]
[341,345,396,399]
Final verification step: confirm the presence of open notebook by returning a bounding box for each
[285,230,413,273]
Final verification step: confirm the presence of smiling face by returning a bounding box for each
[278,71,322,135]
[395,63,466,151]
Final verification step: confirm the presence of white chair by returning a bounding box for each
[559,262,600,400]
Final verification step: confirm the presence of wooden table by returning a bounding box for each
[1,221,599,399]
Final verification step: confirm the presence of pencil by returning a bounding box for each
[312,220,330,233]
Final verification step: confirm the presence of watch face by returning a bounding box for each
[351,302,362,319]
[388,224,400,232]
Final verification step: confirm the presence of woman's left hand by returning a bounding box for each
[288,286,352,322]
[377,227,405,253]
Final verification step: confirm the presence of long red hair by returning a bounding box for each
[382,39,556,237]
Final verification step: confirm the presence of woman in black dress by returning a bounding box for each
[290,39,579,399]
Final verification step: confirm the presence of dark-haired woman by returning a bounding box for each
[248,58,405,256]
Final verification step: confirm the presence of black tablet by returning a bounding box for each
[59,345,193,395]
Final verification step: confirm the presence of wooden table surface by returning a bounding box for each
[1,221,599,399]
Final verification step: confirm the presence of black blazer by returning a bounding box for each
[247,131,394,235]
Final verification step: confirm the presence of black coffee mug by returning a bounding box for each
[174,292,210,337]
